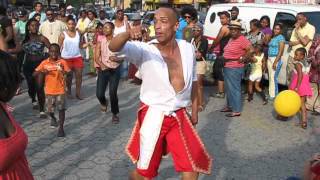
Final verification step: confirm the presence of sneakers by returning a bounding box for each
[39,112,47,118]
[214,92,225,98]
[32,102,39,110]
[57,129,65,137]
[50,118,58,128]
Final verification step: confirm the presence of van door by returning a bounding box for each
[274,12,296,85]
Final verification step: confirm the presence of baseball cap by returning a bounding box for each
[17,9,27,17]
[66,5,73,10]
[228,6,239,12]
[218,11,230,18]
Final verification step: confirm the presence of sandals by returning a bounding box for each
[301,121,307,129]
[112,115,120,124]
[220,107,232,113]
[225,113,241,117]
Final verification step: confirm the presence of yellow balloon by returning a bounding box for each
[274,90,301,117]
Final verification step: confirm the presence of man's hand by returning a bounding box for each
[191,113,198,126]
[272,61,278,70]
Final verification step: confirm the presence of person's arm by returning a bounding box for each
[94,42,106,70]
[296,31,313,47]
[273,41,285,70]
[212,26,228,47]
[41,35,51,49]
[109,31,131,52]
[0,34,7,51]
[262,56,267,73]
[295,63,303,90]
[58,33,65,50]
[191,82,198,126]
[33,62,47,77]
[4,26,13,43]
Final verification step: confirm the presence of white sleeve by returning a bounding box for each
[119,41,146,66]
[191,45,197,82]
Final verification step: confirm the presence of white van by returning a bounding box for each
[204,3,320,85]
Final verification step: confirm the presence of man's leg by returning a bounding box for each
[181,172,199,180]
[129,170,151,180]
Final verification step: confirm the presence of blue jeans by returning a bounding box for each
[224,67,244,113]
[96,67,121,115]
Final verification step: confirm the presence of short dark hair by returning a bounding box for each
[104,21,115,29]
[46,8,54,13]
[34,2,42,7]
[296,47,307,57]
[250,19,261,29]
[66,16,75,23]
[253,44,264,53]
[158,4,180,21]
[274,23,283,30]
[0,51,22,102]
[50,43,60,50]
[96,22,103,29]
[297,12,306,17]
[105,21,115,29]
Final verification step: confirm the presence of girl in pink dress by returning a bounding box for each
[289,47,313,129]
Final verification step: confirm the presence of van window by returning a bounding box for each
[209,12,216,23]
[275,12,296,41]
[303,12,320,34]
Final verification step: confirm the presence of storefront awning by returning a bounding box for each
[173,0,193,4]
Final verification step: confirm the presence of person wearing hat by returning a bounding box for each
[220,20,252,117]
[211,11,231,98]
[228,6,247,35]
[28,2,46,23]
[191,23,208,111]
[15,9,28,41]
[66,5,77,21]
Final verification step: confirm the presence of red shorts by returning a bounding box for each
[127,104,212,179]
[136,108,193,178]
[65,57,84,69]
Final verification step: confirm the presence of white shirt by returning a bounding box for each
[39,20,67,44]
[120,39,197,113]
[61,31,81,59]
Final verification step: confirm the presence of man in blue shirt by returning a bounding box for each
[28,2,46,23]
[175,6,197,39]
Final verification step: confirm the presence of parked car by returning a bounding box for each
[142,11,154,25]
[204,3,320,85]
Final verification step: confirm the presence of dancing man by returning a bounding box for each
[109,6,212,180]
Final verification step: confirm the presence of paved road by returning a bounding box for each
[10,75,320,180]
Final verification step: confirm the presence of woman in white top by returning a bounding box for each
[58,17,84,100]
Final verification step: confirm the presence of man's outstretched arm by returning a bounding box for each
[109,26,142,52]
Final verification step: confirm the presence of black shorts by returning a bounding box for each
[212,56,224,81]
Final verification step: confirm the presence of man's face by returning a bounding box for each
[230,10,238,20]
[99,11,106,19]
[35,4,42,12]
[116,11,124,20]
[296,14,307,27]
[184,13,192,24]
[154,8,178,44]
[46,11,54,21]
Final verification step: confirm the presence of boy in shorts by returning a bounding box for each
[34,43,71,137]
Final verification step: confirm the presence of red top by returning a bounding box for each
[0,103,34,180]
[223,35,251,68]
